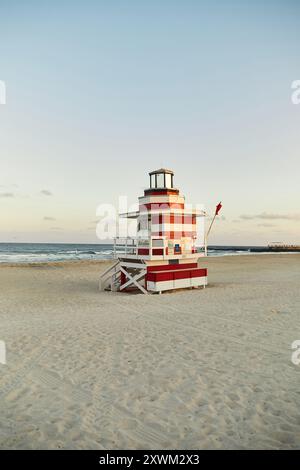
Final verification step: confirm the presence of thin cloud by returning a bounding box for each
[50,227,63,231]
[257,223,276,228]
[239,214,255,220]
[240,212,300,221]
[40,190,53,196]
[43,216,56,221]
[0,192,14,198]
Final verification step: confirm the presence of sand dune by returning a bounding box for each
[0,255,299,449]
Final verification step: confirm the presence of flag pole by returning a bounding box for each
[205,202,222,257]
[204,214,216,256]
[206,213,217,239]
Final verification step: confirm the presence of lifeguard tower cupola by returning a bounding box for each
[99,168,207,294]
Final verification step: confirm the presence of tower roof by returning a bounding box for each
[149,168,174,176]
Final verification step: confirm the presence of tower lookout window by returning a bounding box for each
[149,169,174,189]
[156,173,164,188]
[165,173,172,188]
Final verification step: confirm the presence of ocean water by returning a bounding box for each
[0,243,269,264]
[0,243,115,264]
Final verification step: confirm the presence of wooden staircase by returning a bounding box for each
[99,259,148,294]
[99,261,121,292]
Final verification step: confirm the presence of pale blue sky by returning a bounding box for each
[0,0,299,244]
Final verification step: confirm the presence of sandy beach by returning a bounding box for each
[0,254,299,450]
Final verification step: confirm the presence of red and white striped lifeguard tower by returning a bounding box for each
[99,168,207,294]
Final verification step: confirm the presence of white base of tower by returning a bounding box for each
[99,258,208,294]
[147,276,207,293]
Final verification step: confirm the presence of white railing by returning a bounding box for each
[114,236,166,258]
